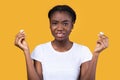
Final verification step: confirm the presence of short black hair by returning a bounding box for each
[48,5,76,23]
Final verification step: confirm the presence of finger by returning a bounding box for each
[15,31,26,41]
[16,37,25,50]
[15,34,20,46]
[99,34,108,39]
[17,34,25,40]
[97,39,106,49]
[102,37,109,48]
[15,33,25,43]
[16,36,25,48]
[15,33,25,40]
[18,36,25,44]
[15,30,25,37]
[15,34,25,46]
[99,34,108,46]
[15,29,26,46]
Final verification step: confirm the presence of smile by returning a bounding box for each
[56,33,65,38]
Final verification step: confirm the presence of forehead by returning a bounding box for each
[50,11,72,21]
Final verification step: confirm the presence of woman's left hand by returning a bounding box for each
[94,34,109,54]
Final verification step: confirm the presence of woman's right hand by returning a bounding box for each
[14,30,29,52]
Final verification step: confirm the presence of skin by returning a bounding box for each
[50,11,74,52]
[14,11,109,80]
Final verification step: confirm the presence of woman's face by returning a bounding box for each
[50,11,74,41]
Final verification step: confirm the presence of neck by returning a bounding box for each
[51,39,73,52]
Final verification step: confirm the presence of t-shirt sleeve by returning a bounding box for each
[31,46,43,62]
[80,46,93,64]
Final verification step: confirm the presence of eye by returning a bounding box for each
[63,23,68,26]
[51,22,58,26]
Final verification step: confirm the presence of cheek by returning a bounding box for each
[50,25,57,30]
[68,29,72,34]
[50,27,56,36]
[67,27,73,33]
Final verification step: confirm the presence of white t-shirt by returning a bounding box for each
[31,42,92,80]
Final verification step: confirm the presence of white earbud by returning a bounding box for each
[99,32,104,35]
[20,29,24,33]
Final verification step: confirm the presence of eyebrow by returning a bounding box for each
[62,20,70,22]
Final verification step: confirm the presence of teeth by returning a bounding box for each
[57,33,64,37]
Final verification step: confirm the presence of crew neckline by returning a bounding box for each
[48,41,75,54]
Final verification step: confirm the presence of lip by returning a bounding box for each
[56,33,65,38]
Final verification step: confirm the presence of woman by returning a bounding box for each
[15,5,108,80]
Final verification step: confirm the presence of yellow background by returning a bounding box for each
[0,0,120,80]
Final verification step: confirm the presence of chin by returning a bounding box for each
[56,38,64,41]
[55,37,68,42]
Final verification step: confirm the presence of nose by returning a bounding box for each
[57,24,64,30]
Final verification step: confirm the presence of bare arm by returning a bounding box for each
[80,34,109,80]
[14,31,42,80]
[80,53,99,80]
[34,60,43,80]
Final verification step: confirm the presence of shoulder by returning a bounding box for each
[34,41,51,50]
[73,42,90,50]
[73,42,92,56]
[32,41,51,54]
[31,42,51,62]
[73,43,93,63]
